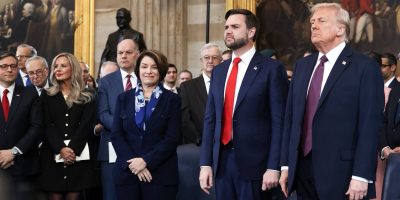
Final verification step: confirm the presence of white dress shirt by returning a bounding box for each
[202,72,211,94]
[120,69,137,91]
[163,83,178,94]
[0,83,15,104]
[19,70,29,86]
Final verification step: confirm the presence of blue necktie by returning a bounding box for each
[25,75,32,86]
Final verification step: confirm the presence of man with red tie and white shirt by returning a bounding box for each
[97,38,139,200]
[199,8,289,200]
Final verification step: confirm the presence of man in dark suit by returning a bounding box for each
[0,51,42,200]
[163,64,180,94]
[279,3,384,200]
[99,8,147,78]
[381,53,400,89]
[177,43,221,200]
[181,43,222,144]
[199,9,289,200]
[25,56,50,96]
[15,44,36,87]
[97,38,139,200]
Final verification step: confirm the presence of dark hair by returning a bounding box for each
[222,49,232,55]
[116,8,131,20]
[382,53,397,66]
[0,51,18,64]
[135,50,168,82]
[225,9,259,41]
[179,69,193,78]
[366,52,382,66]
[168,63,177,71]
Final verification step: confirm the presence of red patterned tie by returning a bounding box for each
[302,55,328,156]
[125,74,132,91]
[2,89,9,122]
[221,57,241,145]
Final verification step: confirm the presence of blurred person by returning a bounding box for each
[381,53,400,89]
[79,61,89,87]
[221,49,232,62]
[86,75,97,90]
[99,61,118,78]
[111,50,181,200]
[15,44,37,86]
[37,52,97,200]
[163,64,179,94]
[178,69,192,86]
[25,56,50,96]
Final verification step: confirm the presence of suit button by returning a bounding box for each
[65,114,69,117]
[65,123,69,127]
[65,134,68,137]
[64,176,67,179]
[64,165,67,168]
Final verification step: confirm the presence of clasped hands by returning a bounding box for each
[127,157,152,182]
[60,147,76,165]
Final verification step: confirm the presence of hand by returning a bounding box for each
[0,150,15,169]
[262,169,280,191]
[199,166,213,195]
[137,168,152,182]
[345,179,368,200]
[127,157,147,174]
[279,169,289,197]
[2,161,14,169]
[392,146,400,153]
[383,147,395,159]
[60,147,75,165]
[94,124,104,135]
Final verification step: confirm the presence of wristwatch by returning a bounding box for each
[11,147,20,156]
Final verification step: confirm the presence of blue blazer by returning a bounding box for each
[281,45,384,200]
[97,70,124,161]
[199,52,289,180]
[111,87,181,185]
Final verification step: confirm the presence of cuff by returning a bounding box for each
[14,146,23,155]
[281,166,288,171]
[381,146,390,160]
[352,175,373,183]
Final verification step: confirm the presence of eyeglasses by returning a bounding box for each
[201,56,221,62]
[0,64,18,70]
[381,64,392,68]
[16,55,32,59]
[27,69,45,77]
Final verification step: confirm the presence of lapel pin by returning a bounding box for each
[342,61,347,66]
[16,94,20,97]
[253,66,258,70]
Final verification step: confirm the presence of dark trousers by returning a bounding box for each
[215,143,272,200]
[101,162,116,200]
[116,182,177,200]
[294,152,320,200]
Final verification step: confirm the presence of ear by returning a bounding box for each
[248,27,256,40]
[390,65,396,72]
[336,25,345,37]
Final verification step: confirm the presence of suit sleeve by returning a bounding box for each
[180,82,200,144]
[353,59,384,180]
[142,95,181,170]
[68,99,96,155]
[199,72,217,167]
[110,93,139,169]
[266,62,289,170]
[16,95,43,153]
[98,79,114,130]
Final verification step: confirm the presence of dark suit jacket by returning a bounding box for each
[180,75,208,144]
[199,52,289,179]
[388,77,400,90]
[382,86,400,149]
[97,71,124,161]
[16,73,23,87]
[281,45,384,200]
[111,87,181,186]
[0,84,42,181]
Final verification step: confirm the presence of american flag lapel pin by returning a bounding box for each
[342,61,347,66]
[253,66,258,70]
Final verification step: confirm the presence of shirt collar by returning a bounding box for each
[120,69,136,79]
[385,76,396,88]
[231,46,256,66]
[19,70,27,77]
[0,83,15,94]
[202,72,210,83]
[320,42,346,64]
[163,83,177,91]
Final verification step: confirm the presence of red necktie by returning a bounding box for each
[2,89,9,122]
[302,55,328,156]
[125,74,132,91]
[221,57,241,145]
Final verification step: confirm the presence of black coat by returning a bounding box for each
[37,91,98,192]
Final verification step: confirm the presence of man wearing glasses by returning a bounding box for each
[25,56,50,96]
[15,44,37,87]
[0,51,43,200]
[381,53,400,89]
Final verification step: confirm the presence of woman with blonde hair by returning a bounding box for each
[37,52,98,200]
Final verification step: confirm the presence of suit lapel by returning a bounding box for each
[195,76,208,105]
[145,88,167,131]
[123,90,137,130]
[318,46,352,108]
[297,54,319,107]
[7,85,23,124]
[215,62,230,109]
[112,71,124,94]
[234,53,262,112]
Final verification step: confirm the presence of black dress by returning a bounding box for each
[37,91,98,192]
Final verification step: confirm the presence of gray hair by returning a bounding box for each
[26,56,48,69]
[200,43,222,57]
[311,3,350,42]
[17,44,37,56]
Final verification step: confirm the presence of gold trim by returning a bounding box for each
[226,0,256,13]
[74,0,95,75]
